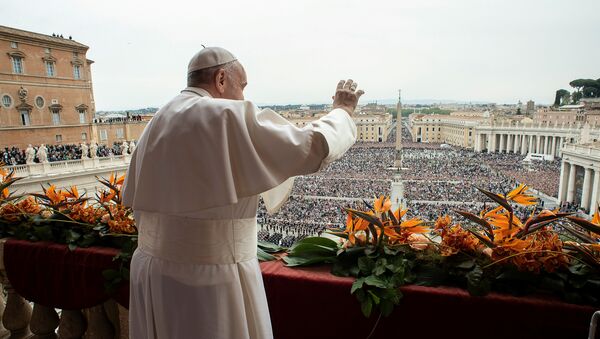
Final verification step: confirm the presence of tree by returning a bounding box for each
[572,91,583,103]
[554,89,570,107]
[583,86,599,98]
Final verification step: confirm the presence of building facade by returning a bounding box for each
[0,25,98,148]
[0,25,148,150]
[409,112,484,147]
[558,143,600,213]
[285,110,392,143]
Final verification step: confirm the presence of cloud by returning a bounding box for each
[3,0,599,109]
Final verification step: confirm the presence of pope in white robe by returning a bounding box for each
[122,47,364,339]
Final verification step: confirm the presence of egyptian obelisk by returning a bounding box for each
[391,89,404,210]
[394,89,403,168]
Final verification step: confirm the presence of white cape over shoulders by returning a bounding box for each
[125,87,357,339]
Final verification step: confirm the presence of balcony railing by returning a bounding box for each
[0,239,127,338]
[5,156,131,178]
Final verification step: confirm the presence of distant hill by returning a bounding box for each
[96,107,158,116]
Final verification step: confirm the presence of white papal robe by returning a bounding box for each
[122,87,357,339]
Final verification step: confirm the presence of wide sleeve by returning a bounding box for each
[256,107,357,214]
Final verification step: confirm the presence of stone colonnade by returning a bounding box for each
[558,159,600,212]
[475,133,572,157]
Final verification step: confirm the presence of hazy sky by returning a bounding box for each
[4,0,600,110]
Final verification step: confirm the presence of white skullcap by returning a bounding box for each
[187,47,237,74]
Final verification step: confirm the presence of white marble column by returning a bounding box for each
[582,167,593,210]
[499,134,505,153]
[558,137,565,157]
[521,135,527,155]
[551,136,557,157]
[590,169,600,214]
[514,135,520,153]
[558,161,569,202]
[536,135,542,154]
[528,135,534,154]
[567,163,577,203]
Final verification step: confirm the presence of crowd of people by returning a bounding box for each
[257,123,567,247]
[291,177,391,198]
[93,115,144,124]
[1,142,132,165]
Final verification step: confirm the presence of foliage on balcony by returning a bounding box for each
[285,185,600,317]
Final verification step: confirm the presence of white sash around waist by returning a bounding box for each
[137,212,257,265]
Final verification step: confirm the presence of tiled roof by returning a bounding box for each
[0,25,89,49]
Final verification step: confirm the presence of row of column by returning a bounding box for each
[476,133,569,157]
[558,161,600,212]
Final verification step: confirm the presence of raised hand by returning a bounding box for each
[332,79,365,115]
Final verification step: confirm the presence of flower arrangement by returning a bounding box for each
[0,164,137,290]
[285,184,600,317]
[2,162,599,316]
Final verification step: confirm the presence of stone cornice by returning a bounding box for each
[6,50,26,59]
[0,25,88,51]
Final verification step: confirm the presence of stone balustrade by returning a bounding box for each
[0,239,128,339]
[6,156,131,178]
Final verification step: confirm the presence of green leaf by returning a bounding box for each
[66,229,81,243]
[351,277,366,294]
[258,240,286,253]
[360,297,373,317]
[373,258,388,276]
[257,247,276,262]
[355,289,367,302]
[364,275,388,288]
[67,243,77,251]
[466,265,490,296]
[455,259,476,270]
[368,290,381,305]
[33,225,53,241]
[282,255,335,267]
[540,276,565,292]
[358,257,375,274]
[383,246,399,255]
[288,236,338,251]
[380,299,394,317]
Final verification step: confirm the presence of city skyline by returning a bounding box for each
[3,0,599,110]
